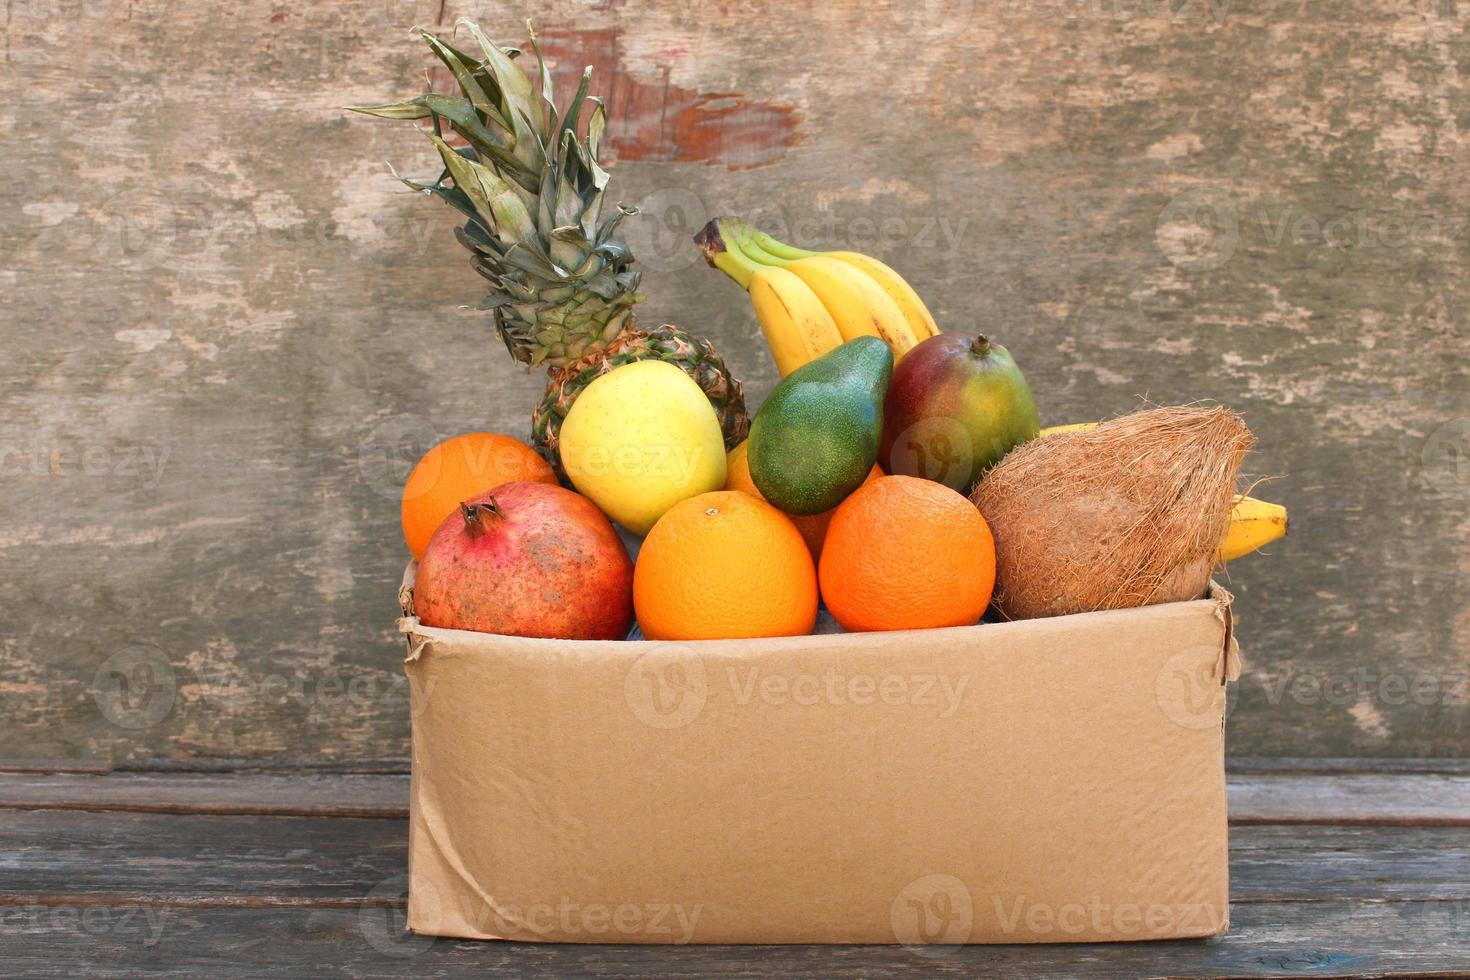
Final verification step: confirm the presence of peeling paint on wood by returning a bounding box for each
[538,26,803,170]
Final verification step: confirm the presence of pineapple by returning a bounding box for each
[349,19,747,472]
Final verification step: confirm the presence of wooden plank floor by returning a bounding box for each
[2,765,1466,978]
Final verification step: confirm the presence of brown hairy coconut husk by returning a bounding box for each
[969,406,1254,620]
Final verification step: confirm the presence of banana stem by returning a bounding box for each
[694,217,766,289]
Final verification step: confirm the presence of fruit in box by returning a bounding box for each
[634,491,817,640]
[558,361,728,535]
[748,337,894,516]
[725,441,882,561]
[357,21,1284,641]
[819,476,997,632]
[400,433,557,560]
[413,481,633,639]
[880,334,1041,494]
[349,21,747,479]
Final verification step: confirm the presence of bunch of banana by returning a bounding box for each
[1038,422,1289,562]
[694,217,938,375]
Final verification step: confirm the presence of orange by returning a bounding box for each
[724,440,881,561]
[401,433,557,559]
[634,491,817,640]
[819,475,996,632]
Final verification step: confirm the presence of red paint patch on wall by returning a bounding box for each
[534,27,800,171]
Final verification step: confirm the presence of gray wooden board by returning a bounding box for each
[2,0,1468,767]
[1,809,1468,907]
[0,902,1465,978]
[0,771,414,818]
[4,770,1470,824]
[1226,772,1470,826]
[0,769,1466,976]
[1226,758,1470,776]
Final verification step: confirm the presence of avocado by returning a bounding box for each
[879,334,1040,494]
[749,337,894,515]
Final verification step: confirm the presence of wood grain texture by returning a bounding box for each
[2,900,1466,977]
[3,808,1468,906]
[1,0,1467,764]
[0,777,1465,977]
[4,769,1470,824]
[0,771,413,817]
[1228,772,1470,825]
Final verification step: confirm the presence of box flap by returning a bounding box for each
[1208,581,1241,683]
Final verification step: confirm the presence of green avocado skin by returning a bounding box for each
[748,337,894,515]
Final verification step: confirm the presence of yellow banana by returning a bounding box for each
[746,229,940,342]
[1038,421,1098,437]
[780,255,922,354]
[749,267,845,376]
[1037,420,1288,562]
[694,216,932,369]
[690,236,846,374]
[825,252,939,340]
[1219,495,1289,562]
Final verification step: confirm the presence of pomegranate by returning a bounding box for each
[413,481,633,640]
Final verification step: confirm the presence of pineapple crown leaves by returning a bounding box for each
[347,19,644,367]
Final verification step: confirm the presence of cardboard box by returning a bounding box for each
[397,564,1240,945]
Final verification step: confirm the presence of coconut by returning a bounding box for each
[969,406,1254,620]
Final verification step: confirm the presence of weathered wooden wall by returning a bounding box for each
[2,0,1466,765]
